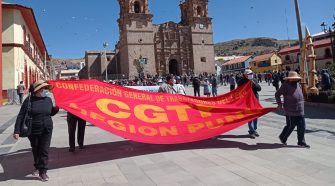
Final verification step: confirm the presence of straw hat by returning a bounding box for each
[33,80,53,92]
[284,71,302,80]
[244,69,253,75]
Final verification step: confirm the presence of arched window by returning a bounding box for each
[134,1,141,13]
[325,48,332,58]
[197,6,203,17]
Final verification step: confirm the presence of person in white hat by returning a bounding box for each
[237,69,262,139]
[275,71,310,148]
[13,80,59,181]
[174,76,186,95]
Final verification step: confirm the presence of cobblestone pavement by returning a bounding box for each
[0,82,334,186]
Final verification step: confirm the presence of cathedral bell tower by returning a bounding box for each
[117,0,156,78]
[180,0,215,75]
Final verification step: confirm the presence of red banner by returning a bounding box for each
[49,80,276,144]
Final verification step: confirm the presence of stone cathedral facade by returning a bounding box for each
[116,0,215,78]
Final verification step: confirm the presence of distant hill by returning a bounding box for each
[214,37,299,56]
[50,58,84,70]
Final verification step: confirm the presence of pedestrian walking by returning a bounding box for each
[237,69,262,138]
[158,75,176,94]
[272,72,280,90]
[67,112,86,152]
[275,71,310,148]
[13,80,59,182]
[229,74,236,91]
[321,69,332,91]
[211,75,218,97]
[192,76,201,97]
[17,81,25,104]
[174,76,186,95]
[203,78,211,97]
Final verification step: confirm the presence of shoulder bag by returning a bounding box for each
[20,94,32,137]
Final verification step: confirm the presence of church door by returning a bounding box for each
[168,59,179,75]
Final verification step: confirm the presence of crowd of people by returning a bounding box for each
[11,66,334,182]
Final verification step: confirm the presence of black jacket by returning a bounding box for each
[237,77,261,99]
[192,78,200,88]
[14,96,59,135]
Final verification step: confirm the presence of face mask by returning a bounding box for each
[41,89,50,97]
[247,74,253,80]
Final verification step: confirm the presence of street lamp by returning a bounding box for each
[114,47,118,80]
[103,42,109,81]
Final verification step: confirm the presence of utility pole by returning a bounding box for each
[103,42,109,81]
[294,0,303,48]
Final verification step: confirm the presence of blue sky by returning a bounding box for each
[5,0,335,58]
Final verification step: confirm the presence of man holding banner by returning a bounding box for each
[275,71,310,148]
[238,69,262,139]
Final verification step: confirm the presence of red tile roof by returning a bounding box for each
[279,38,331,54]
[223,56,252,65]
[252,53,274,62]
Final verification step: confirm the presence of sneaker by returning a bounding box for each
[69,148,75,152]
[79,145,84,149]
[249,134,256,139]
[279,137,287,146]
[298,142,310,148]
[254,132,260,137]
[32,169,39,177]
[39,173,49,182]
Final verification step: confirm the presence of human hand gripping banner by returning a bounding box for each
[49,80,276,144]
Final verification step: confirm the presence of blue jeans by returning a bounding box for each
[248,119,258,134]
[212,87,217,97]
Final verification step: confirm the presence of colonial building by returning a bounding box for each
[250,53,282,73]
[78,50,116,80]
[221,56,253,74]
[279,38,332,70]
[2,2,50,102]
[116,0,215,78]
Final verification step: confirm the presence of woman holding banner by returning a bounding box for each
[13,80,59,182]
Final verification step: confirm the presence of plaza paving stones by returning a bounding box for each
[0,82,334,185]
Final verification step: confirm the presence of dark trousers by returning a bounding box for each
[28,130,52,173]
[18,93,24,104]
[194,87,200,97]
[279,115,306,144]
[230,85,235,91]
[67,115,86,148]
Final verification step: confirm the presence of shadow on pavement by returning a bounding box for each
[0,138,294,181]
[216,134,251,139]
[272,105,335,120]
[305,129,335,136]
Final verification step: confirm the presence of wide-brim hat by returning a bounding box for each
[33,80,53,92]
[244,69,253,75]
[284,71,302,80]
